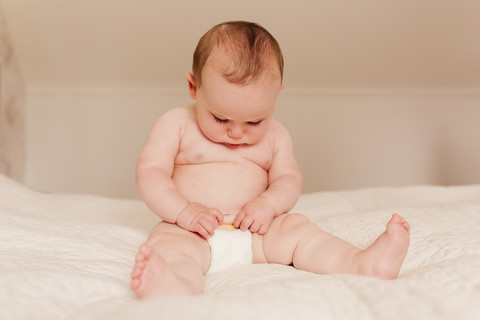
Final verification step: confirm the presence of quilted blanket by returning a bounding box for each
[1,174,480,320]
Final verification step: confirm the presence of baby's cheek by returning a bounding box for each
[248,130,268,145]
[203,127,224,143]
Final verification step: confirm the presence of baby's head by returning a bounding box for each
[187,21,284,148]
[192,21,284,88]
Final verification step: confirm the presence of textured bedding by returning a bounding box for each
[1,174,480,320]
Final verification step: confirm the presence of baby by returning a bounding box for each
[130,21,410,298]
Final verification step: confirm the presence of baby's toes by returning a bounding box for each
[131,266,142,279]
[130,278,141,290]
[140,244,154,257]
[401,220,411,232]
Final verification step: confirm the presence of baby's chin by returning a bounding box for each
[211,138,249,148]
[206,135,259,148]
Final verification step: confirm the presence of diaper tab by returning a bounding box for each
[217,224,237,230]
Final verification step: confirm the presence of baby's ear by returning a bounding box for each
[186,73,197,99]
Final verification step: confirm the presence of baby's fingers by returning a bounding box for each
[249,220,262,234]
[257,223,269,235]
[233,212,245,229]
[239,215,254,231]
[257,215,274,235]
[196,218,216,239]
[193,224,211,239]
[209,208,224,225]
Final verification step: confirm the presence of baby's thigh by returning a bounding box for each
[147,221,211,273]
[252,213,311,265]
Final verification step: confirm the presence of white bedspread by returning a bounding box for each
[1,174,480,320]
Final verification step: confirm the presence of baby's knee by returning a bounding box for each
[147,223,204,250]
[262,213,313,265]
[276,213,310,231]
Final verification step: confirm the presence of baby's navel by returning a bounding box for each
[195,153,205,161]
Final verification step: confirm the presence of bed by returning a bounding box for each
[1,173,480,320]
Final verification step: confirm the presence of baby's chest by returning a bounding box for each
[176,139,273,171]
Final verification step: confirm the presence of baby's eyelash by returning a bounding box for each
[213,115,229,123]
[212,114,262,126]
[247,120,262,126]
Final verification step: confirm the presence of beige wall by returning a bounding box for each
[26,87,480,198]
[26,87,190,197]
[2,1,480,89]
[2,0,480,197]
[277,90,480,192]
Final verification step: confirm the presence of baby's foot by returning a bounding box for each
[359,213,410,279]
[130,244,193,298]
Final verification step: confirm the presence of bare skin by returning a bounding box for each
[131,213,410,297]
[131,49,410,298]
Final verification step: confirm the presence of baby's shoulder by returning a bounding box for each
[263,119,294,154]
[268,119,292,140]
[152,105,195,129]
[159,105,195,122]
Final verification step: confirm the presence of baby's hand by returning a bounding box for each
[233,197,276,235]
[176,202,224,239]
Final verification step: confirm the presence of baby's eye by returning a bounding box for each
[247,120,262,126]
[213,115,229,124]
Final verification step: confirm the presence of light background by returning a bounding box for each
[1,0,479,198]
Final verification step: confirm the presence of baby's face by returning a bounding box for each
[194,66,283,148]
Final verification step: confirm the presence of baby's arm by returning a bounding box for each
[234,122,302,234]
[136,109,223,238]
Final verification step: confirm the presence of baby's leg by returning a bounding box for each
[130,221,210,298]
[254,213,410,279]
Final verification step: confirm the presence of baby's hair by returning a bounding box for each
[192,21,284,87]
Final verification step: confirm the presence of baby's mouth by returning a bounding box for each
[225,142,243,148]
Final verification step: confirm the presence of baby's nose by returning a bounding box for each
[228,126,243,139]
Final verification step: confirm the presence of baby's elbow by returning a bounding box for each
[135,160,160,187]
[135,159,148,185]
[292,168,303,192]
[297,174,303,193]
[283,171,303,196]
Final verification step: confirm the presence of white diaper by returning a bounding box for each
[207,226,253,274]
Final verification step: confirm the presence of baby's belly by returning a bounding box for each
[172,162,268,223]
